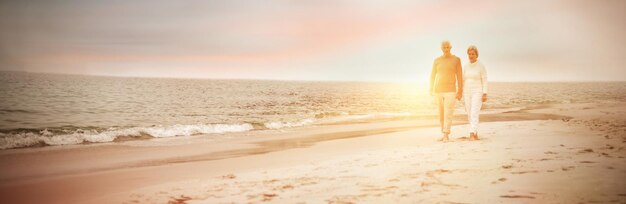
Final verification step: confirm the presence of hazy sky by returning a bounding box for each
[1,0,625,82]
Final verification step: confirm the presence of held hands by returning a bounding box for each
[456,92,462,101]
[482,93,488,102]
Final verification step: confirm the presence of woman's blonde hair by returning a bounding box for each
[467,45,479,56]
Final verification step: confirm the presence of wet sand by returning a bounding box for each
[0,102,624,203]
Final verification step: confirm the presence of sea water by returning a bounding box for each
[1,71,624,149]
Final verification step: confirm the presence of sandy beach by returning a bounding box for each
[0,101,625,203]
[2,0,626,203]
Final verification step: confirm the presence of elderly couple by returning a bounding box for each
[430,41,488,142]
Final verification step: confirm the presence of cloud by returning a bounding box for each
[0,0,624,81]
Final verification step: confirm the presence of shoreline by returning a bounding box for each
[0,103,564,151]
[0,105,569,182]
[0,102,624,203]
[0,103,567,151]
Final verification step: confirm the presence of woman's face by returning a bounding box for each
[468,50,478,62]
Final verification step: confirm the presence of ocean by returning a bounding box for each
[1,71,625,149]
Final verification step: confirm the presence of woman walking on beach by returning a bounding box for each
[463,45,488,140]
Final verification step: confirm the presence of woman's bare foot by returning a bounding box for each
[469,132,479,141]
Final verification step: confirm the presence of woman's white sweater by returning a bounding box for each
[463,60,488,94]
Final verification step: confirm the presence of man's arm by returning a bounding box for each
[455,58,463,99]
[429,60,437,96]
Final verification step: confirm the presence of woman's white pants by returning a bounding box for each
[463,92,483,134]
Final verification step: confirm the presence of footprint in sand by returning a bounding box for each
[261,193,278,202]
[544,151,558,154]
[422,169,466,189]
[511,170,539,174]
[500,195,535,199]
[491,177,507,184]
[167,195,192,204]
[425,169,451,179]
[247,192,279,202]
[279,184,294,190]
[326,195,360,204]
[603,144,615,150]
[220,174,237,179]
[501,164,513,169]
[360,185,399,197]
[599,152,612,158]
[262,179,279,185]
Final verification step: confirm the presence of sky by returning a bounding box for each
[0,0,625,82]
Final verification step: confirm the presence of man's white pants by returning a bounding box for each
[463,92,483,134]
[436,92,456,134]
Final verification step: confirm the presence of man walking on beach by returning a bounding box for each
[430,40,463,142]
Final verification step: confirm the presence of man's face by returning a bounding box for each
[441,43,451,54]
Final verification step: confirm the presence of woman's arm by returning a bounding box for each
[481,63,488,102]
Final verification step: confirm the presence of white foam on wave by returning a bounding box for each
[0,132,43,150]
[262,112,413,129]
[141,124,254,138]
[349,112,412,120]
[0,123,254,150]
[315,112,414,124]
[0,112,416,150]
[264,118,315,129]
[378,112,413,117]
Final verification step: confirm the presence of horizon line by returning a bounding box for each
[1,70,625,83]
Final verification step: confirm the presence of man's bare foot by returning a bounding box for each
[469,132,479,141]
[438,134,450,142]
